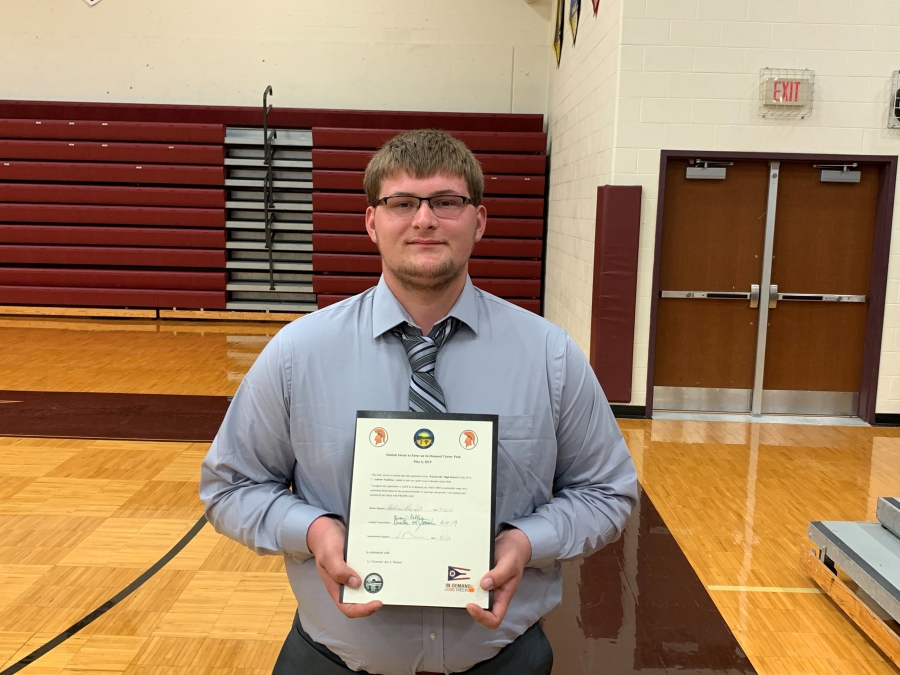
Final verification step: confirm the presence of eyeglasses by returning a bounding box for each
[375,194,474,219]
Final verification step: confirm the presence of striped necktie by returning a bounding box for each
[391,317,461,413]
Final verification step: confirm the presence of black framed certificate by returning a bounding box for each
[341,411,498,609]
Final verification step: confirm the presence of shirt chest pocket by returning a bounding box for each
[496,415,536,498]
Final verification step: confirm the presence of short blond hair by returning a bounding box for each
[363,129,484,207]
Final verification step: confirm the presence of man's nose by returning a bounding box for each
[411,199,439,228]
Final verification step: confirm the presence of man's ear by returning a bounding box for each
[365,206,378,244]
[474,204,487,243]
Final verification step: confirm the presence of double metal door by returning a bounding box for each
[653,159,877,416]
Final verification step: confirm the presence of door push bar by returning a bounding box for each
[767,284,866,309]
[661,284,760,307]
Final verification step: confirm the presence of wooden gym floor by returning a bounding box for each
[0,316,898,675]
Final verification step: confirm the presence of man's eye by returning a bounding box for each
[391,200,414,209]
[435,199,457,208]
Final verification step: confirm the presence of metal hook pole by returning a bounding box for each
[262,86,276,290]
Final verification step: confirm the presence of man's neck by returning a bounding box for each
[383,270,467,335]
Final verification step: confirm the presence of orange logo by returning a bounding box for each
[370,427,388,447]
[459,430,477,449]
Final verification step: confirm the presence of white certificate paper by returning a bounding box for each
[341,412,498,609]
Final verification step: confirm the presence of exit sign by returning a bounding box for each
[763,78,810,106]
[759,69,814,118]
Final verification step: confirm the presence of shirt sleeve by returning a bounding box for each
[199,329,331,562]
[506,332,639,569]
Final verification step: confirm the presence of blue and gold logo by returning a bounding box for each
[413,428,435,449]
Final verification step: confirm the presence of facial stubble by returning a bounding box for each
[377,228,477,294]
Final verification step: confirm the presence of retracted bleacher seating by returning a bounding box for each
[0,118,227,309]
[0,102,547,315]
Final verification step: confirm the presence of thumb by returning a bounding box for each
[481,556,518,590]
[320,553,361,589]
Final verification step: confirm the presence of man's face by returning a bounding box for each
[365,171,487,292]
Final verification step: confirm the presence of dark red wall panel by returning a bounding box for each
[0,245,225,268]
[0,285,225,309]
[0,161,224,186]
[0,140,224,164]
[0,204,224,228]
[0,184,225,208]
[0,119,224,143]
[0,225,224,249]
[311,150,546,175]
[0,268,225,291]
[312,128,546,153]
[0,103,543,133]
[590,185,642,404]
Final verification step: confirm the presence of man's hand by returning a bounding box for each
[307,515,383,618]
[466,527,532,629]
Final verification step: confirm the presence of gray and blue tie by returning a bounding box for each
[391,318,460,413]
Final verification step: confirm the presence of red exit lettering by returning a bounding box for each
[773,80,800,103]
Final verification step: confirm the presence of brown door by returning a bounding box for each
[761,164,878,415]
[653,160,769,412]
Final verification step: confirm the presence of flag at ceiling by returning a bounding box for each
[593,0,600,15]
[552,0,565,67]
[569,0,581,45]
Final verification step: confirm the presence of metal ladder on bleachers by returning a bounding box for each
[223,87,317,313]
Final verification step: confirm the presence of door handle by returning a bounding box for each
[775,292,866,303]
[661,285,761,303]
[769,284,778,309]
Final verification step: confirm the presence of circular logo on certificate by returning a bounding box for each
[363,573,383,593]
[370,427,388,447]
[413,428,435,449]
[459,430,478,449]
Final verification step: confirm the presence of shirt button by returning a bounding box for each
[429,632,437,641]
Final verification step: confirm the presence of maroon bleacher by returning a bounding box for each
[0,102,546,314]
[0,117,226,309]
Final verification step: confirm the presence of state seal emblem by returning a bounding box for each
[413,428,435,449]
[363,573,383,594]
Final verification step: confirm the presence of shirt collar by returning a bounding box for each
[372,275,480,339]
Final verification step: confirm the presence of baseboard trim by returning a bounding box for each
[610,404,647,419]
[874,413,900,426]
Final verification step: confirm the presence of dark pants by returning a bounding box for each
[273,613,553,675]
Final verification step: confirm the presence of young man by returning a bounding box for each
[200,129,637,675]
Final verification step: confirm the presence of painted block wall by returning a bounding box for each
[545,0,900,412]
[544,0,625,357]
[0,0,551,115]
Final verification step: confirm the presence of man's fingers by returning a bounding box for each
[466,603,503,629]
[480,557,519,591]
[320,556,361,588]
[341,599,383,618]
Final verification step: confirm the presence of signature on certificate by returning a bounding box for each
[392,531,453,542]
[391,514,458,531]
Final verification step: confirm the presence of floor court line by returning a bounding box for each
[0,515,207,675]
[708,585,826,594]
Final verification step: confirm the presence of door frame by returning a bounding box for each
[646,150,898,424]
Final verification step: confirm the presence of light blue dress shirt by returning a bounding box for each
[200,276,638,675]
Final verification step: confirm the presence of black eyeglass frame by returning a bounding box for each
[374,194,476,212]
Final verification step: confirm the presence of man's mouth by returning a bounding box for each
[406,239,445,246]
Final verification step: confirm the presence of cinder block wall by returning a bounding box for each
[0,0,551,114]
[544,0,625,357]
[545,0,900,411]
